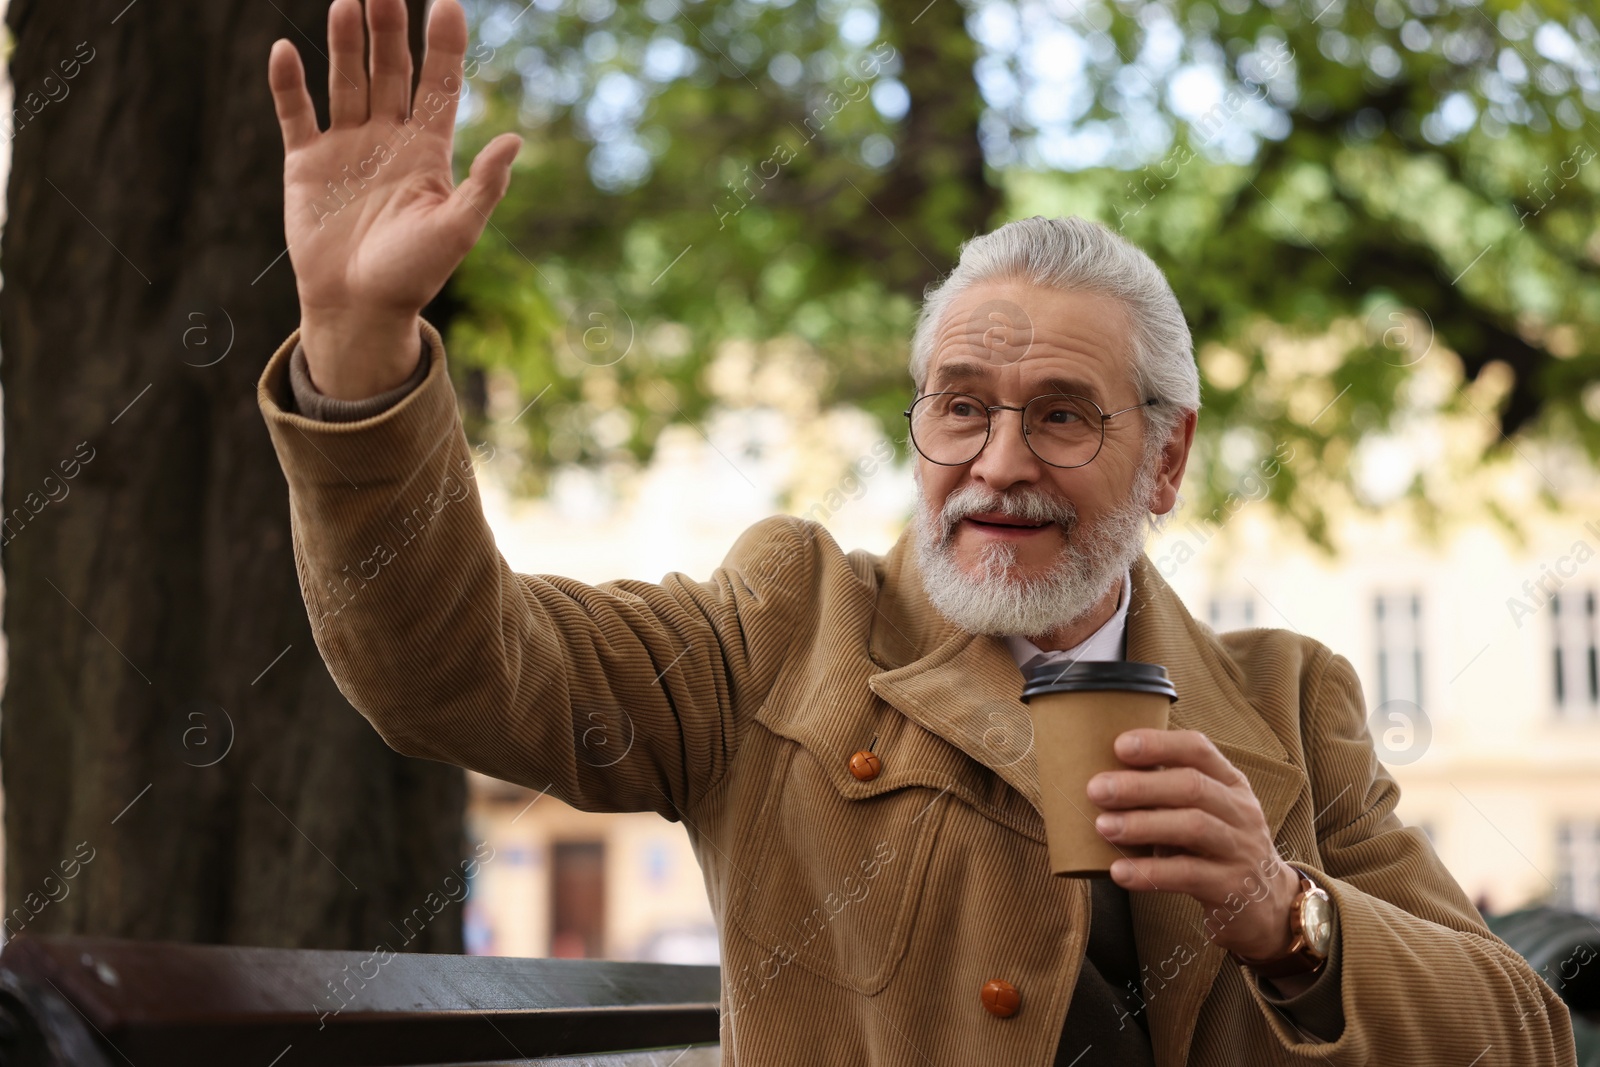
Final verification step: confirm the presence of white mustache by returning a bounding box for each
[938,485,1078,540]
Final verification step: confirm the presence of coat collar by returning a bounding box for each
[863,522,1307,1067]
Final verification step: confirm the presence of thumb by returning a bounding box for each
[447,132,523,236]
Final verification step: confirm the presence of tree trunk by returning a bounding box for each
[872,0,1002,292]
[1,0,468,953]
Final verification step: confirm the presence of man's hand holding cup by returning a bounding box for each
[1089,727,1302,964]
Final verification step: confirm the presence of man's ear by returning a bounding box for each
[1149,409,1197,516]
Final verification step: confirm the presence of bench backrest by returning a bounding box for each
[0,933,722,1066]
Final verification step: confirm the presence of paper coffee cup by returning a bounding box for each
[1019,660,1178,878]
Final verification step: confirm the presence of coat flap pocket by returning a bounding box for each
[726,727,953,998]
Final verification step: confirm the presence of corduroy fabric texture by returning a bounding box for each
[258,319,1578,1066]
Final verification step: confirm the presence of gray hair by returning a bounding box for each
[908,215,1200,459]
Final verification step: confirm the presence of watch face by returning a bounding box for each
[1300,891,1333,954]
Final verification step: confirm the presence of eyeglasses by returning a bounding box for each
[902,391,1160,468]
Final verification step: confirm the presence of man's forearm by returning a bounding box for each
[256,317,531,776]
[255,316,792,821]
[1251,895,1344,1043]
[1244,861,1576,1063]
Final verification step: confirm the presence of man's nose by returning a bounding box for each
[969,408,1042,489]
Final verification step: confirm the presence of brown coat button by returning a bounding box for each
[848,750,881,781]
[981,978,1020,1018]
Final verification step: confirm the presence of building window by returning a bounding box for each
[1374,591,1424,708]
[1552,587,1600,715]
[1376,591,1427,710]
[1207,594,1257,633]
[1555,820,1600,915]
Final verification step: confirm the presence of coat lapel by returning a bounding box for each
[863,525,1308,1067]
[866,630,1048,821]
[863,524,1048,822]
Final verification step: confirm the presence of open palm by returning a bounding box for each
[267,0,520,396]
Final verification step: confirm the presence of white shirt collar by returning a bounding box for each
[1004,567,1131,671]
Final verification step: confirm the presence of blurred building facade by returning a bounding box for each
[1153,494,1600,920]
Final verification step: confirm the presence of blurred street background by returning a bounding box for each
[2,0,1598,984]
[422,0,1600,961]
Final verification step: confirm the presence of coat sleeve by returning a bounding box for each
[1244,647,1577,1064]
[255,318,822,822]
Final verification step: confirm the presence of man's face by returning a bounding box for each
[910,279,1173,639]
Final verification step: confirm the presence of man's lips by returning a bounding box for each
[962,512,1054,531]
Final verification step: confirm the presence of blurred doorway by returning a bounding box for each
[550,839,605,958]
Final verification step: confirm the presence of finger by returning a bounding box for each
[445,132,523,236]
[1108,852,1236,897]
[1114,728,1246,788]
[415,0,469,136]
[1096,806,1235,858]
[268,39,319,151]
[368,0,414,122]
[1088,765,1241,823]
[327,0,369,128]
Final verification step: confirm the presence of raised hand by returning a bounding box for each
[267,0,522,400]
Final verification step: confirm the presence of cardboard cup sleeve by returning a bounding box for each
[1020,660,1179,878]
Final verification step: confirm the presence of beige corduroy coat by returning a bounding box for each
[257,321,1576,1066]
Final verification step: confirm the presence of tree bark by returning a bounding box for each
[870,0,1001,293]
[1,0,467,952]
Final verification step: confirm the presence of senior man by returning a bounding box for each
[261,3,1575,1064]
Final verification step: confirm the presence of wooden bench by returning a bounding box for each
[0,934,721,1066]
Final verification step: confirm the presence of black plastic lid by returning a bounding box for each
[1019,660,1178,702]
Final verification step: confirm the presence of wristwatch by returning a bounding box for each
[1229,870,1333,978]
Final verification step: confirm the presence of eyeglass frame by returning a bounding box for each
[901,390,1162,469]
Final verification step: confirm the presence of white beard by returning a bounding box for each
[912,457,1159,640]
